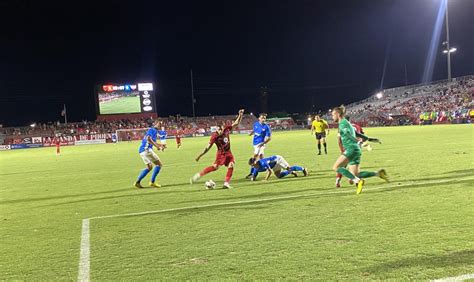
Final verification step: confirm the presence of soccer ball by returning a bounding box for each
[205,180,216,190]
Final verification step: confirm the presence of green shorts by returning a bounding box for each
[343,146,361,166]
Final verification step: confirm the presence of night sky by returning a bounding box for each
[1,0,473,126]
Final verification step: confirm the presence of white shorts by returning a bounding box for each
[273,155,289,171]
[160,139,167,145]
[253,144,265,155]
[140,149,160,165]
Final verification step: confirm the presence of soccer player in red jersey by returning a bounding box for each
[54,136,61,155]
[190,109,244,189]
[175,130,182,149]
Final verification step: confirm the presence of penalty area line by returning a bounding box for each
[432,273,474,282]
[89,176,473,220]
[78,219,90,282]
[77,176,472,281]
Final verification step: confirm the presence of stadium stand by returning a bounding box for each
[343,75,473,126]
[1,75,472,146]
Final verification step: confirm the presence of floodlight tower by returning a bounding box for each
[443,0,454,81]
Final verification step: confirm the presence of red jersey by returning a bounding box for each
[209,125,232,153]
[351,123,363,135]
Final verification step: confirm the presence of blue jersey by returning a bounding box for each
[139,127,158,153]
[252,122,271,146]
[251,156,277,178]
[158,130,167,140]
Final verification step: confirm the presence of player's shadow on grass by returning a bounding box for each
[402,169,474,183]
[361,249,473,275]
[0,187,137,205]
[164,172,332,189]
[367,178,474,195]
[0,169,55,177]
[37,175,332,208]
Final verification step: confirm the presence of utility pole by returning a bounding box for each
[404,64,408,86]
[190,69,196,119]
[445,0,451,81]
[260,86,268,114]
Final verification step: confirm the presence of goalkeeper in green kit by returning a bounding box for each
[331,105,389,194]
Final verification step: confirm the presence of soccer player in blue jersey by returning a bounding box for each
[248,155,308,181]
[133,120,164,188]
[157,126,167,151]
[246,113,272,178]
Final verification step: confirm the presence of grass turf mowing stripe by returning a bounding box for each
[88,176,473,220]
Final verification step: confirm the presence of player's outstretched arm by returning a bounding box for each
[248,130,254,136]
[195,144,211,162]
[355,132,370,142]
[231,109,245,129]
[260,136,271,147]
[147,136,161,149]
[264,169,272,181]
[367,137,382,144]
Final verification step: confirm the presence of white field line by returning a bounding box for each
[78,176,473,281]
[78,219,90,282]
[432,273,474,282]
[89,176,474,220]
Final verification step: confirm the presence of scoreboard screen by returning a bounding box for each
[96,83,156,115]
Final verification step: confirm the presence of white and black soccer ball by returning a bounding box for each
[205,180,216,190]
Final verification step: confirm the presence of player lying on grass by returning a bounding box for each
[134,120,165,188]
[331,105,388,194]
[245,113,272,179]
[248,155,308,181]
[190,109,245,189]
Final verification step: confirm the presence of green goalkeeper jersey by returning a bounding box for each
[339,118,359,149]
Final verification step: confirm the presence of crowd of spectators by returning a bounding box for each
[2,76,472,140]
[344,76,473,126]
[0,114,258,139]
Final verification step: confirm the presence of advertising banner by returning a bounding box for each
[32,137,43,144]
[75,139,106,146]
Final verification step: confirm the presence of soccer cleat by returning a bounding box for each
[378,169,389,182]
[149,182,161,188]
[303,168,308,177]
[335,177,342,188]
[317,152,321,155]
[190,173,200,184]
[356,179,365,195]
[134,182,144,189]
[223,182,232,189]
[245,173,253,179]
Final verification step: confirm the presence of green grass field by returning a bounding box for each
[99,96,141,114]
[1,125,473,280]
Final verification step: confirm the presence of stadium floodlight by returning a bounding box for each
[376,92,383,99]
[443,47,457,54]
[30,123,36,128]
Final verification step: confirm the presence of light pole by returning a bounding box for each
[444,0,452,81]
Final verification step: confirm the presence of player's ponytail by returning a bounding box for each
[332,105,346,117]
